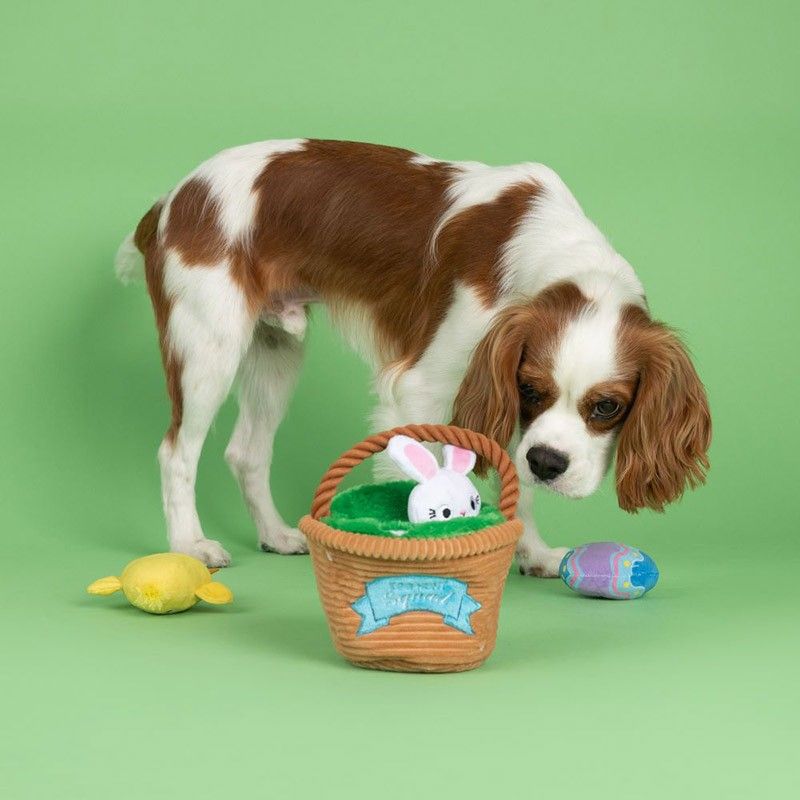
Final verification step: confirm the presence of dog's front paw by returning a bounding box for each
[174,538,232,568]
[260,526,309,555]
[517,546,570,578]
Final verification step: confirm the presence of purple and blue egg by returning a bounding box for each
[559,542,659,599]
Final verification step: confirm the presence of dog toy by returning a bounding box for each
[559,542,659,599]
[386,434,481,524]
[87,553,233,614]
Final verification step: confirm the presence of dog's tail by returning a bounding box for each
[114,198,165,285]
[114,232,144,284]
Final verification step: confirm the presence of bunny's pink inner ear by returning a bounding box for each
[404,443,438,481]
[444,445,477,475]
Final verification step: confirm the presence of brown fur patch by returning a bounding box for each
[517,368,560,429]
[233,140,540,365]
[136,140,544,440]
[578,378,638,434]
[134,201,183,442]
[614,305,711,512]
[134,200,163,253]
[451,281,589,473]
[162,177,226,265]
[435,182,540,306]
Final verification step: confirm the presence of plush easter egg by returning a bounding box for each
[559,542,659,599]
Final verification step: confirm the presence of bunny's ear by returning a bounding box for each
[442,445,477,475]
[386,435,439,483]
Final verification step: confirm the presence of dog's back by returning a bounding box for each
[124,139,553,367]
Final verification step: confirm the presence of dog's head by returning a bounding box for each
[451,281,711,511]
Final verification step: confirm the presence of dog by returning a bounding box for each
[116,139,711,577]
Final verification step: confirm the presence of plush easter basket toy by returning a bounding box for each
[299,424,523,673]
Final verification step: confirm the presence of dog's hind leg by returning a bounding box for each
[153,258,255,567]
[225,321,307,554]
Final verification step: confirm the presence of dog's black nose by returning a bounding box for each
[526,446,569,481]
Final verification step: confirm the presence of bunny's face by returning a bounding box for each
[386,435,481,524]
[411,473,481,522]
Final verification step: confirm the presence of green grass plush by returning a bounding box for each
[321,480,505,538]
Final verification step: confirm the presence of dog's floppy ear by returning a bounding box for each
[616,316,711,512]
[451,306,527,475]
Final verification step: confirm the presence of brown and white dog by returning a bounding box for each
[116,139,711,576]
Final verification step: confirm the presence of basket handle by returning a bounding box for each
[310,424,519,521]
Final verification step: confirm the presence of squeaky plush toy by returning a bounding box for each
[386,435,482,524]
[559,542,659,599]
[87,553,233,614]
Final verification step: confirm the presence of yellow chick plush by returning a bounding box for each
[87,553,233,614]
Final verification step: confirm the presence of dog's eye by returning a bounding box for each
[592,399,621,419]
[519,383,541,404]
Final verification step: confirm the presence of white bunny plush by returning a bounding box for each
[386,435,482,524]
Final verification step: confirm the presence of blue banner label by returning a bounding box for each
[352,575,481,636]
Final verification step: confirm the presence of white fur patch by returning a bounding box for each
[160,139,306,243]
[162,253,253,364]
[498,165,645,304]
[553,306,620,402]
[409,153,440,166]
[114,232,144,284]
[429,161,540,259]
[372,284,495,479]
[515,304,623,499]
[391,284,495,423]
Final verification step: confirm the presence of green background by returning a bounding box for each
[2,1,798,798]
